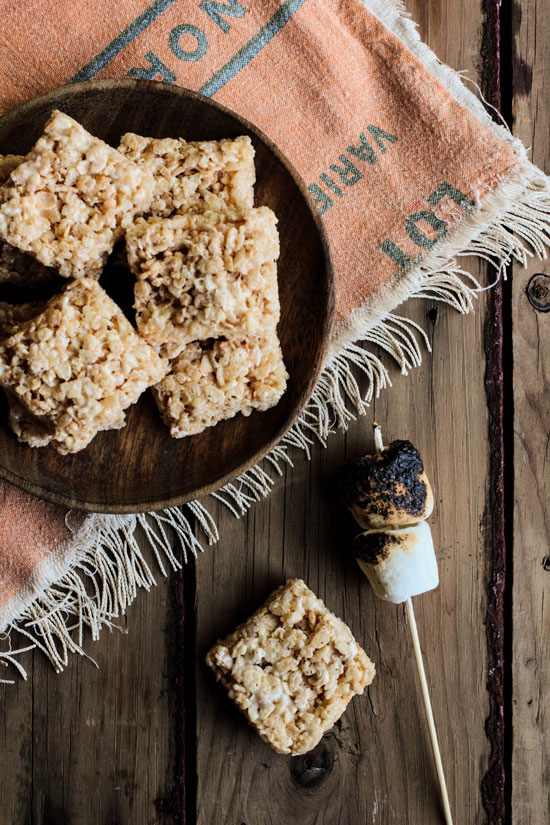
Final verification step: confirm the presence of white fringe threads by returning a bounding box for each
[3,2,550,681]
[0,509,217,682]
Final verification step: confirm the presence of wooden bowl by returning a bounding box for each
[0,80,334,513]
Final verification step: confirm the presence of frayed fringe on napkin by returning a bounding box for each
[1,508,216,682]
[3,0,550,679]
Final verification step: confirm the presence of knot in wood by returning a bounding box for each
[290,738,334,788]
[527,273,550,312]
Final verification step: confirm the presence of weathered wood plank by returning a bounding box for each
[195,285,494,824]
[477,3,508,821]
[194,7,497,824]
[511,1,550,820]
[0,528,183,825]
[0,662,33,825]
[31,571,181,825]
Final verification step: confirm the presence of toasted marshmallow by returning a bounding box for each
[338,439,434,529]
[353,521,438,603]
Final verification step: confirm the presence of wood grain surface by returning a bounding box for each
[0,80,333,514]
[511,1,550,821]
[1,2,549,824]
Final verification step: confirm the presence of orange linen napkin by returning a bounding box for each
[1,0,548,677]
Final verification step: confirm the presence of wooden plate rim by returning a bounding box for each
[0,78,334,514]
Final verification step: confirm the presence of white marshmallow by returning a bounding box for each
[354,521,439,604]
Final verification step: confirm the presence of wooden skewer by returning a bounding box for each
[372,423,453,825]
[405,597,453,825]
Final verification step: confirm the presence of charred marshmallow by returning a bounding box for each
[338,439,434,529]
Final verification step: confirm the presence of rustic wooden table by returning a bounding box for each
[1,1,549,823]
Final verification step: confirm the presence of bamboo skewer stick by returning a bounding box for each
[405,597,453,825]
[372,423,453,825]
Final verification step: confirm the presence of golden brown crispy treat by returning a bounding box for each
[154,334,288,437]
[126,207,280,355]
[0,300,45,338]
[206,579,375,756]
[0,111,155,279]
[0,279,167,454]
[0,154,25,183]
[118,132,255,217]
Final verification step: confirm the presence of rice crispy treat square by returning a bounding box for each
[154,333,288,437]
[118,132,255,217]
[206,578,375,756]
[0,154,60,287]
[0,278,167,454]
[0,111,155,279]
[126,207,280,355]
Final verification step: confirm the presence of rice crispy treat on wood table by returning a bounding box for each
[154,334,288,437]
[0,278,167,454]
[126,207,280,356]
[118,133,255,217]
[0,153,59,287]
[206,578,375,756]
[0,111,155,280]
